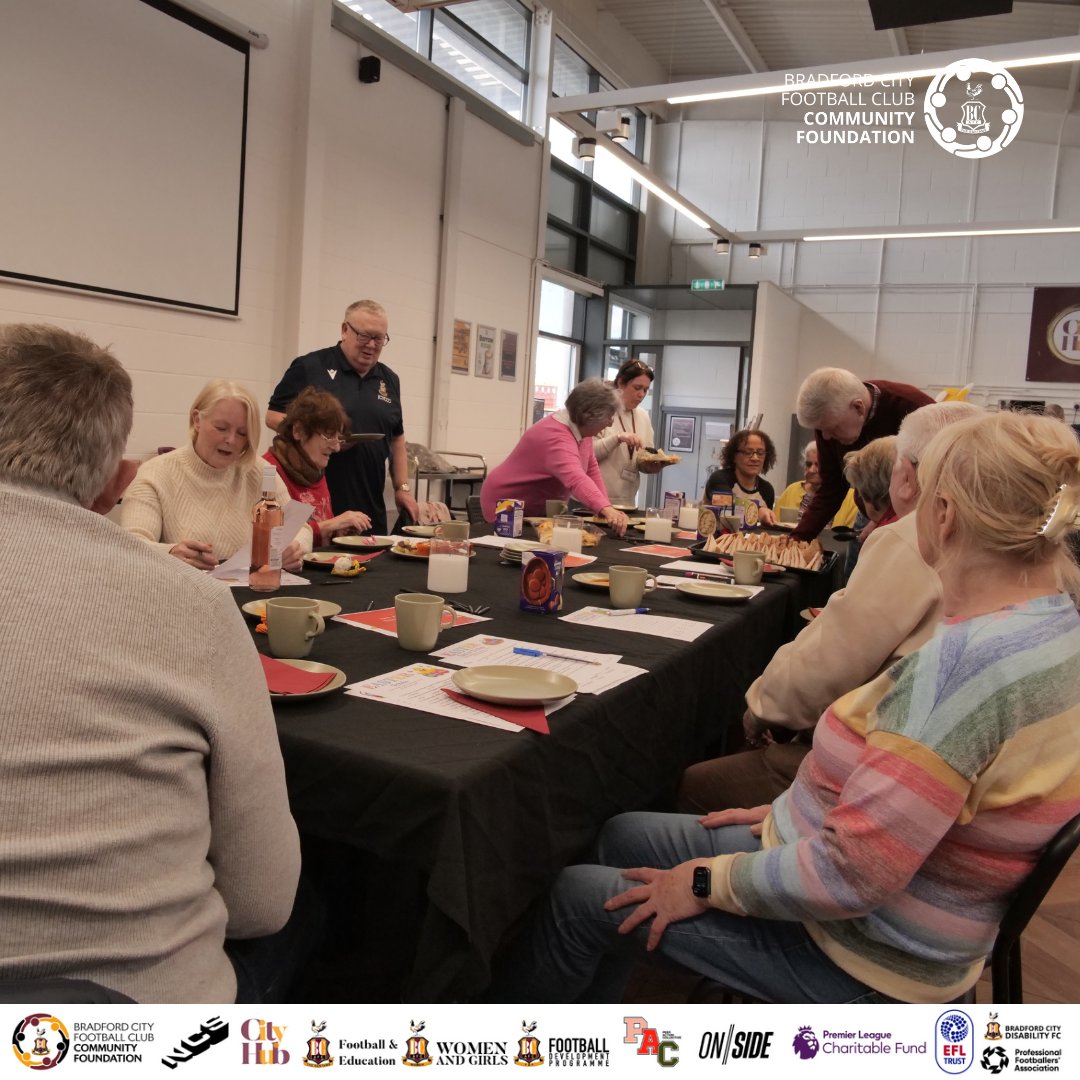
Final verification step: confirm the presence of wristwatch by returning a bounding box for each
[396,482,411,493]
[691,865,712,899]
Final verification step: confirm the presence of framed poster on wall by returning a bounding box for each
[451,319,471,375]
[475,324,496,378]
[500,330,518,381]
[1026,287,1080,382]
[666,415,696,454]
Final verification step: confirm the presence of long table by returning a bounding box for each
[234,531,813,1000]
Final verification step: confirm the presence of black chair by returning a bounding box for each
[466,495,485,528]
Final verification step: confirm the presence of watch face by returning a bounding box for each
[692,865,711,898]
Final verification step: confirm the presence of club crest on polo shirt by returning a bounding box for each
[378,379,392,404]
[327,369,337,379]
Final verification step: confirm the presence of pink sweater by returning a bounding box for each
[480,414,610,520]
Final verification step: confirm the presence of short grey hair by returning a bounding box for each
[0,323,133,506]
[896,401,982,464]
[344,299,387,321]
[796,367,867,427]
[566,378,620,429]
[803,440,818,460]
[843,436,897,509]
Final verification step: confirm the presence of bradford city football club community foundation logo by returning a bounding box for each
[12,1015,70,1071]
[924,59,1023,159]
[792,1027,819,1060]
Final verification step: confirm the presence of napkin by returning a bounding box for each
[441,689,550,735]
[259,654,335,695]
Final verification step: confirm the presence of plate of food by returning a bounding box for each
[532,520,603,548]
[714,555,786,575]
[302,552,366,575]
[331,534,396,550]
[571,571,610,590]
[242,599,341,621]
[690,534,836,575]
[268,659,347,700]
[451,665,577,706]
[676,580,754,603]
[390,539,477,559]
[402,524,439,537]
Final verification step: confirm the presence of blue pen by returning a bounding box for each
[605,607,649,616]
[512,646,602,665]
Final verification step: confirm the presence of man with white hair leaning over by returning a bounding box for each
[679,400,982,815]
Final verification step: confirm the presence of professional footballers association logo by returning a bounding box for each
[12,1015,70,1071]
[924,59,1023,158]
[792,1027,819,1060]
[981,1047,1009,1074]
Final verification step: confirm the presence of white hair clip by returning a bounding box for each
[1038,484,1080,540]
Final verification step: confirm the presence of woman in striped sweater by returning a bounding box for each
[504,410,1080,1003]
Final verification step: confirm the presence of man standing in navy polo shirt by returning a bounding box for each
[266,299,419,534]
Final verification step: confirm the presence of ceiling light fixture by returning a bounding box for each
[748,242,764,258]
[573,136,596,161]
[713,238,731,255]
[803,224,1080,242]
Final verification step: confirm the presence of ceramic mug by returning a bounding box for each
[434,520,469,541]
[266,597,326,659]
[732,551,765,586]
[545,499,569,518]
[395,592,457,652]
[608,564,657,609]
[778,506,801,524]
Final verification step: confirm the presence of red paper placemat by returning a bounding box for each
[442,688,550,735]
[259,654,334,695]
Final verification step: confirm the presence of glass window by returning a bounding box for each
[548,118,583,172]
[587,247,629,286]
[544,226,577,272]
[539,280,577,336]
[432,13,525,119]
[548,168,579,222]
[448,0,528,67]
[592,148,636,204]
[551,38,591,99]
[590,194,630,249]
[534,337,577,419]
[340,0,422,51]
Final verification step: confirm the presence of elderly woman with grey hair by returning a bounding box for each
[480,378,629,535]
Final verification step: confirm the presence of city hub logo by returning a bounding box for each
[240,1019,289,1065]
[12,1015,70,1071]
[924,59,1023,159]
[623,1017,679,1067]
[161,1017,228,1069]
[792,1027,819,1060]
[513,1021,543,1068]
[936,1011,974,1074]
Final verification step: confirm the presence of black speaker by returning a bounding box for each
[868,1,1011,31]
[358,56,381,84]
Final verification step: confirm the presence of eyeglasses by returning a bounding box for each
[319,433,345,448]
[622,362,653,378]
[345,321,390,348]
[737,448,767,459]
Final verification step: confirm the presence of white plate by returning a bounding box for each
[332,535,396,550]
[303,552,366,572]
[391,543,477,560]
[402,525,439,537]
[267,659,347,700]
[572,571,610,590]
[451,665,577,706]
[243,599,342,621]
[344,433,386,443]
[676,580,754,603]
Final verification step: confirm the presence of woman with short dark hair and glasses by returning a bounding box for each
[702,428,778,527]
[593,360,664,508]
[263,387,373,546]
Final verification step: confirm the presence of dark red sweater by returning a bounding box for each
[792,380,933,541]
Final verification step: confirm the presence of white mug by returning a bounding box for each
[266,597,326,659]
[732,551,765,586]
[395,593,457,652]
[608,564,657,609]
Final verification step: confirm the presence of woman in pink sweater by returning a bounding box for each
[481,379,629,535]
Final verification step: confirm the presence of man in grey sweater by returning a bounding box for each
[0,324,300,1002]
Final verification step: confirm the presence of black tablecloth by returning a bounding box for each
[234,532,811,1000]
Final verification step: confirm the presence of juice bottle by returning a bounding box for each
[249,465,284,592]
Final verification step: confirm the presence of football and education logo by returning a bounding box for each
[924,59,1024,158]
[12,1015,70,1071]
[403,1021,432,1068]
[303,1021,333,1069]
[982,1047,1010,1074]
[513,1021,543,1068]
[936,1011,974,1074]
[792,1027,819,1061]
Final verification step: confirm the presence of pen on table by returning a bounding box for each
[366,600,375,611]
[605,607,649,616]
[512,646,602,666]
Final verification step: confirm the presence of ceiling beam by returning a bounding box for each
[701,0,766,74]
[885,27,908,57]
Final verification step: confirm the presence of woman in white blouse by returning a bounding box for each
[593,360,663,508]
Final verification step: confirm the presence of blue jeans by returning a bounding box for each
[495,812,894,1003]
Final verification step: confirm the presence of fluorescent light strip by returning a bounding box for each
[668,48,1080,105]
[804,225,1080,241]
[595,147,710,229]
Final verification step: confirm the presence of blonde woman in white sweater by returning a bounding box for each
[121,379,311,570]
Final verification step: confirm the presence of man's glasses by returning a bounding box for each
[345,321,390,348]
[737,448,767,459]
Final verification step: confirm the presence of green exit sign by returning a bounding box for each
[690,278,725,291]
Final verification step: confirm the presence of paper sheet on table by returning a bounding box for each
[334,606,490,638]
[657,575,765,597]
[217,569,310,588]
[559,605,712,641]
[619,543,694,558]
[431,634,644,694]
[658,559,732,578]
[471,533,598,566]
[345,662,574,732]
[212,502,313,581]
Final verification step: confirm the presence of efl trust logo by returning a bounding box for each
[12,1015,70,1071]
[924,59,1023,159]
[936,1011,974,1074]
[623,1017,679,1068]
[240,1019,289,1066]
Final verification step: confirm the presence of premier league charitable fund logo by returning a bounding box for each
[924,59,1024,158]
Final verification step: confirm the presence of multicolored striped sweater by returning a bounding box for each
[709,593,1080,1002]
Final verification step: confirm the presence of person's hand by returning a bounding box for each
[604,859,712,951]
[395,489,420,524]
[169,539,216,570]
[323,510,372,537]
[618,431,645,451]
[857,519,877,543]
[742,706,772,747]
[698,805,771,836]
[600,506,629,536]
[281,539,304,572]
[757,506,777,527]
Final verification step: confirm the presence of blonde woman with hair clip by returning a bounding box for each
[493,410,1080,1005]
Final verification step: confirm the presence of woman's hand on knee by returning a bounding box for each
[604,860,711,951]
[698,805,770,836]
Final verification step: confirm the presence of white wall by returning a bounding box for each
[645,91,1080,413]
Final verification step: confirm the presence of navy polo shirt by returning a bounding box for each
[269,343,405,530]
